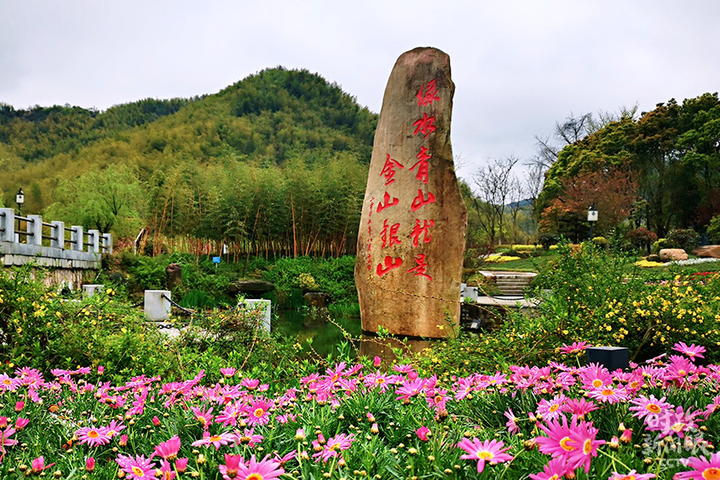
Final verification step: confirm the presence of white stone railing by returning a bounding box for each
[0,208,112,269]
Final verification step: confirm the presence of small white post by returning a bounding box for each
[51,221,65,249]
[0,209,14,242]
[83,284,104,298]
[71,226,84,252]
[102,233,113,254]
[27,215,43,247]
[88,229,100,253]
[145,290,171,321]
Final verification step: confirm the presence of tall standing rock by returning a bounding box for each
[355,47,467,339]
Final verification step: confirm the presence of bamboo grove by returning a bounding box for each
[0,68,378,257]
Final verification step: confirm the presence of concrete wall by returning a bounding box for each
[0,241,101,288]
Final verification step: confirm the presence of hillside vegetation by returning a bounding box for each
[0,68,377,255]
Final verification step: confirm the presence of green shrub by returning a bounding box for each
[625,227,658,254]
[474,241,720,365]
[708,215,720,244]
[591,236,609,250]
[665,228,700,252]
[538,233,559,250]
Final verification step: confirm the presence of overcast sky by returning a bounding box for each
[2,1,719,181]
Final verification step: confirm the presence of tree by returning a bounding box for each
[540,167,638,239]
[46,165,146,236]
[471,157,519,245]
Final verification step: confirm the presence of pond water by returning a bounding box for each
[272,308,363,358]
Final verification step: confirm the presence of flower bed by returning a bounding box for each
[0,343,718,479]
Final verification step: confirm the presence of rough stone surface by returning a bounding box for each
[355,47,467,339]
[693,245,720,259]
[659,248,689,262]
[166,263,183,290]
[304,292,331,309]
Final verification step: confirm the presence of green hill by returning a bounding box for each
[0,68,378,255]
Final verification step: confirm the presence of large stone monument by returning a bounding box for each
[355,47,467,339]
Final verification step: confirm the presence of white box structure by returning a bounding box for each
[239,299,271,332]
[83,284,104,298]
[460,283,479,302]
[145,290,171,321]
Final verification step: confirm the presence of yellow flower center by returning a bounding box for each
[88,430,99,439]
[601,389,615,396]
[210,435,222,442]
[548,404,559,412]
[592,379,603,388]
[646,404,661,414]
[560,436,575,451]
[703,468,720,480]
[253,408,265,418]
[132,466,145,477]
[477,451,494,460]
[583,438,592,455]
[247,474,264,480]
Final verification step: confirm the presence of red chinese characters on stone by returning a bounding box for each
[380,219,401,249]
[377,191,400,213]
[410,147,431,184]
[412,113,436,138]
[407,254,432,280]
[380,154,404,185]
[410,219,435,247]
[411,189,435,212]
[416,79,440,106]
[376,255,403,277]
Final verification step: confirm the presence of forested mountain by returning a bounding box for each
[0,68,378,256]
[538,93,720,237]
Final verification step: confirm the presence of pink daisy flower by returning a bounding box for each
[313,433,355,462]
[219,454,242,480]
[191,431,234,450]
[528,456,572,480]
[234,454,285,480]
[675,452,720,480]
[579,364,613,390]
[415,426,431,441]
[561,398,598,419]
[537,394,567,420]
[586,385,629,404]
[559,341,591,354]
[154,435,181,460]
[673,342,706,360]
[190,406,214,429]
[31,456,55,474]
[629,394,673,421]
[105,420,126,438]
[244,398,273,426]
[234,428,264,447]
[609,470,655,479]
[76,426,112,447]
[504,409,519,434]
[220,368,236,377]
[116,454,155,480]
[458,438,513,473]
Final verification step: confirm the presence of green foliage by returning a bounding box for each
[624,227,658,253]
[45,164,145,236]
[0,68,377,255]
[709,214,720,243]
[539,93,720,236]
[471,242,720,366]
[538,233,559,250]
[262,256,357,307]
[665,228,701,252]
